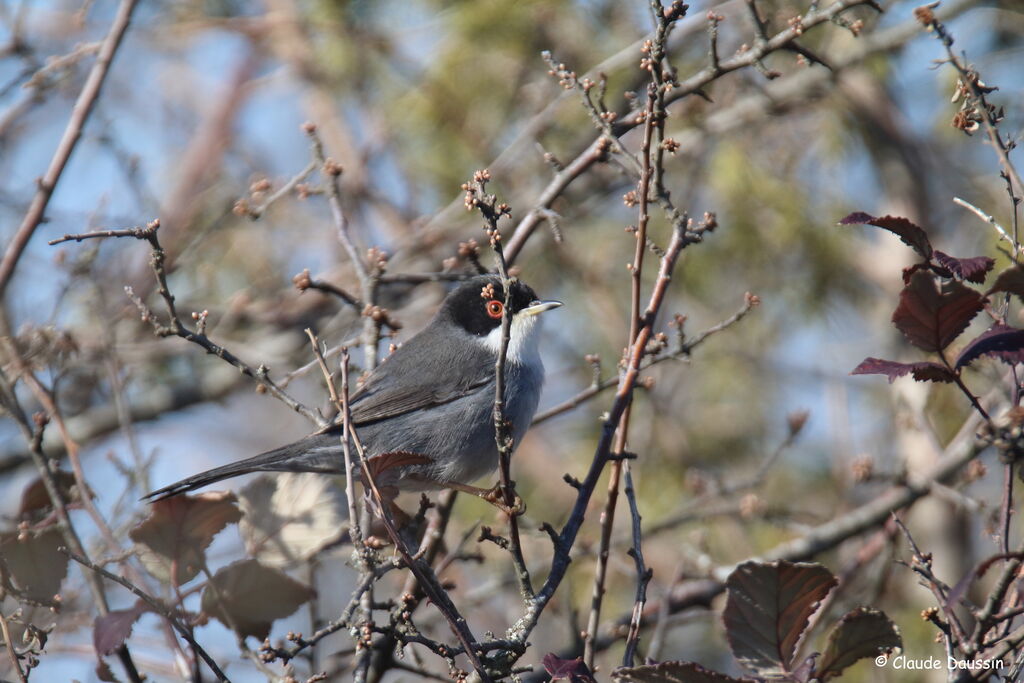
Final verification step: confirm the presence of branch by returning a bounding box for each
[48,221,325,427]
[462,170,534,601]
[304,123,386,371]
[502,0,882,264]
[621,464,653,668]
[62,549,230,682]
[0,0,139,298]
[512,209,692,653]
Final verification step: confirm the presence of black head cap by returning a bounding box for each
[440,275,539,336]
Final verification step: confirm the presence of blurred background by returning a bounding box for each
[1,0,1023,680]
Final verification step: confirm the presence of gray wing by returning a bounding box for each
[322,323,496,429]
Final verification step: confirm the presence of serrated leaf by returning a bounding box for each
[892,272,983,352]
[238,473,348,568]
[94,602,150,656]
[932,251,995,284]
[201,558,314,639]
[613,661,753,682]
[955,325,1024,369]
[816,608,901,680]
[543,654,597,682]
[130,491,241,585]
[723,561,837,678]
[850,358,954,383]
[988,266,1024,299]
[839,212,932,259]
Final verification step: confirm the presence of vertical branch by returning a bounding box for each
[329,346,491,680]
[304,123,384,371]
[584,37,663,669]
[338,350,374,683]
[463,170,534,600]
[0,356,144,679]
[621,463,652,668]
[305,334,374,681]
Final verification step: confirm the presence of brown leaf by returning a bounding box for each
[129,491,241,585]
[18,470,85,521]
[891,271,983,352]
[201,558,314,639]
[0,527,68,602]
[94,601,150,656]
[366,451,432,481]
[238,473,348,567]
[723,561,837,678]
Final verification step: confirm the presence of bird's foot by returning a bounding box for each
[454,482,525,517]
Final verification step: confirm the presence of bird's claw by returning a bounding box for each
[481,485,526,517]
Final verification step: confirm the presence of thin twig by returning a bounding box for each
[621,464,652,668]
[245,160,317,219]
[503,0,881,264]
[62,549,230,682]
[464,171,534,601]
[0,610,28,683]
[513,209,691,652]
[49,221,325,427]
[304,124,384,371]
[953,196,1016,250]
[339,352,493,680]
[0,0,139,297]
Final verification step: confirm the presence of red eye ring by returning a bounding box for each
[486,300,504,319]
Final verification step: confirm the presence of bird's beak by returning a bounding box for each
[521,300,563,317]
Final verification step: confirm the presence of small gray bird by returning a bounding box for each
[144,275,560,506]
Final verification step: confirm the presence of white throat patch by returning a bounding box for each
[479,311,543,365]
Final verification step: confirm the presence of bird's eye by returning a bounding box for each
[486,300,504,319]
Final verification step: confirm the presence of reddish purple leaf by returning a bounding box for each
[850,358,954,384]
[816,608,901,680]
[955,325,1024,370]
[94,602,150,655]
[544,654,597,682]
[932,251,995,284]
[839,212,932,259]
[891,272,983,352]
[901,262,930,284]
[988,266,1024,299]
[723,561,837,678]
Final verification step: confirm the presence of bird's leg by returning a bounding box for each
[444,481,526,517]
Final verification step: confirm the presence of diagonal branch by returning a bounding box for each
[0,0,139,298]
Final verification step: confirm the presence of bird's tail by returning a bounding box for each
[143,434,342,501]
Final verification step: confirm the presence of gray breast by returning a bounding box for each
[355,360,543,488]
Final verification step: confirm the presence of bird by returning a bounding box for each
[144,274,561,512]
